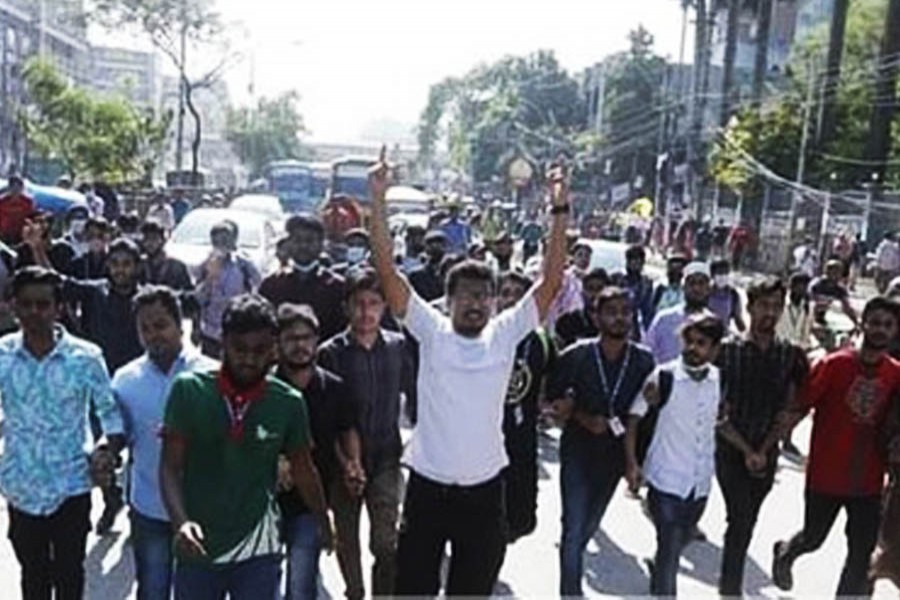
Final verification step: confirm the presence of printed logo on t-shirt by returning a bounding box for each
[845,375,882,424]
[506,358,532,405]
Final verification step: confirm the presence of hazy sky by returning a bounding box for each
[99,0,695,144]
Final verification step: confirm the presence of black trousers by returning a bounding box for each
[782,490,882,597]
[395,471,507,596]
[8,494,92,600]
[716,456,775,595]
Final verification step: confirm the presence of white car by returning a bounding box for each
[584,238,629,275]
[228,194,285,221]
[166,208,280,279]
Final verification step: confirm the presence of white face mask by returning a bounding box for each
[714,274,730,288]
[68,219,87,236]
[346,247,367,264]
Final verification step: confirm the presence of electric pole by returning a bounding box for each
[174,0,188,173]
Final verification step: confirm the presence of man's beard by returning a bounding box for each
[685,298,707,311]
[282,357,315,371]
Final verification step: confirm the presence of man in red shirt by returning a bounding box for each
[772,296,900,597]
[0,176,36,245]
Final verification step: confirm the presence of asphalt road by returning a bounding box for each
[0,418,896,598]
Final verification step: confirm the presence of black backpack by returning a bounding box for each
[635,369,674,465]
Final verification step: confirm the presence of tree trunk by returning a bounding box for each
[751,0,773,110]
[184,77,202,183]
[720,0,741,125]
[817,0,850,148]
[863,0,900,182]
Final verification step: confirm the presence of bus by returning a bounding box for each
[321,155,380,239]
[262,160,314,213]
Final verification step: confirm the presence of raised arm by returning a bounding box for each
[533,167,571,322]
[368,147,412,318]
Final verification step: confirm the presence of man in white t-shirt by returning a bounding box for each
[367,148,570,596]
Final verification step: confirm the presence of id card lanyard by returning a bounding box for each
[593,342,632,419]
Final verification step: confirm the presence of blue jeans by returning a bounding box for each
[174,554,281,600]
[648,486,707,597]
[558,442,623,596]
[129,510,174,600]
[284,512,321,600]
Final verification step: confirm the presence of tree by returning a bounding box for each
[90,0,233,179]
[226,91,310,176]
[417,50,586,184]
[863,0,900,180]
[19,59,171,184]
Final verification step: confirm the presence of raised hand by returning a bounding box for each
[368,145,391,201]
[546,162,569,208]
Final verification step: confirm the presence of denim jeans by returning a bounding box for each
[647,486,708,597]
[558,441,623,596]
[129,510,173,600]
[174,554,281,600]
[283,512,321,600]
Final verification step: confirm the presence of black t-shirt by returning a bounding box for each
[408,263,444,302]
[64,279,142,373]
[809,276,849,302]
[275,367,359,517]
[259,266,347,341]
[143,255,194,291]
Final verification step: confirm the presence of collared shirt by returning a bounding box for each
[65,278,143,373]
[776,300,815,350]
[708,285,741,328]
[654,284,684,313]
[259,265,346,341]
[716,336,809,465]
[113,347,216,521]
[631,360,720,499]
[0,328,124,515]
[197,253,262,341]
[318,329,414,474]
[403,289,540,485]
[555,308,599,349]
[143,255,194,291]
[645,304,689,364]
[623,272,656,332]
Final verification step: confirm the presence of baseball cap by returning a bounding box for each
[683,261,711,280]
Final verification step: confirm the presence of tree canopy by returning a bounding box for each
[225,91,311,176]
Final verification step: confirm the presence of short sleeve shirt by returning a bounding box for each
[809,277,849,302]
[163,371,310,564]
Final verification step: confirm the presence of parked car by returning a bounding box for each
[584,238,629,275]
[229,193,285,221]
[166,208,280,279]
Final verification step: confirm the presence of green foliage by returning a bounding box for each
[417,50,586,183]
[19,59,171,184]
[225,92,310,176]
[711,0,900,190]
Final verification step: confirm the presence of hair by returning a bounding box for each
[140,220,167,236]
[222,294,278,337]
[8,175,23,187]
[746,277,786,307]
[572,241,591,254]
[344,228,369,243]
[862,296,900,324]
[583,267,610,286]
[789,270,812,286]
[593,286,631,314]
[133,285,182,324]
[498,270,533,292]
[405,225,426,237]
[681,312,726,344]
[85,216,110,234]
[446,260,496,297]
[625,245,646,261]
[710,258,731,274]
[277,303,320,336]
[286,214,325,238]
[12,266,63,303]
[107,237,142,261]
[116,212,139,231]
[667,254,688,267]
[438,253,465,281]
[66,206,89,223]
[345,267,384,301]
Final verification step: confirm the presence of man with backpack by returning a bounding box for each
[625,312,725,596]
[195,220,261,358]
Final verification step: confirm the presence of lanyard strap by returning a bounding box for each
[593,342,632,416]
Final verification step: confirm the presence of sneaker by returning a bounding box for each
[772,541,793,591]
[95,494,124,535]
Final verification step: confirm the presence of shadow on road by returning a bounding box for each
[583,529,649,595]
[84,532,133,600]
[680,537,770,596]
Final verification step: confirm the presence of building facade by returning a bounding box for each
[90,45,161,109]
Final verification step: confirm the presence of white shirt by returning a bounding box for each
[403,289,540,485]
[630,359,720,499]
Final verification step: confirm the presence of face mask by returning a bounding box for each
[68,219,87,236]
[714,274,730,288]
[346,247,367,264]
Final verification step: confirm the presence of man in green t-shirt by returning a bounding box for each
[160,294,334,599]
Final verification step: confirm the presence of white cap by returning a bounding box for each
[683,261,711,280]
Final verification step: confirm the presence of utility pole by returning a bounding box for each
[789,56,816,235]
[37,0,47,58]
[655,64,672,214]
[816,0,849,147]
[720,0,740,125]
[751,0,773,110]
[689,0,712,216]
[863,0,900,182]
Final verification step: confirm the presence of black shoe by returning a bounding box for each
[690,524,707,543]
[95,494,124,535]
[772,541,793,591]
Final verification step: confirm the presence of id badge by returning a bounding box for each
[608,416,625,438]
[514,405,524,427]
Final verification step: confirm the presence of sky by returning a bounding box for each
[96,0,695,145]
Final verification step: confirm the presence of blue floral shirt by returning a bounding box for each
[0,328,124,516]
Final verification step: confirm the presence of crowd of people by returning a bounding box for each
[0,157,899,600]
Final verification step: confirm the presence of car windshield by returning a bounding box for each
[171,212,262,248]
